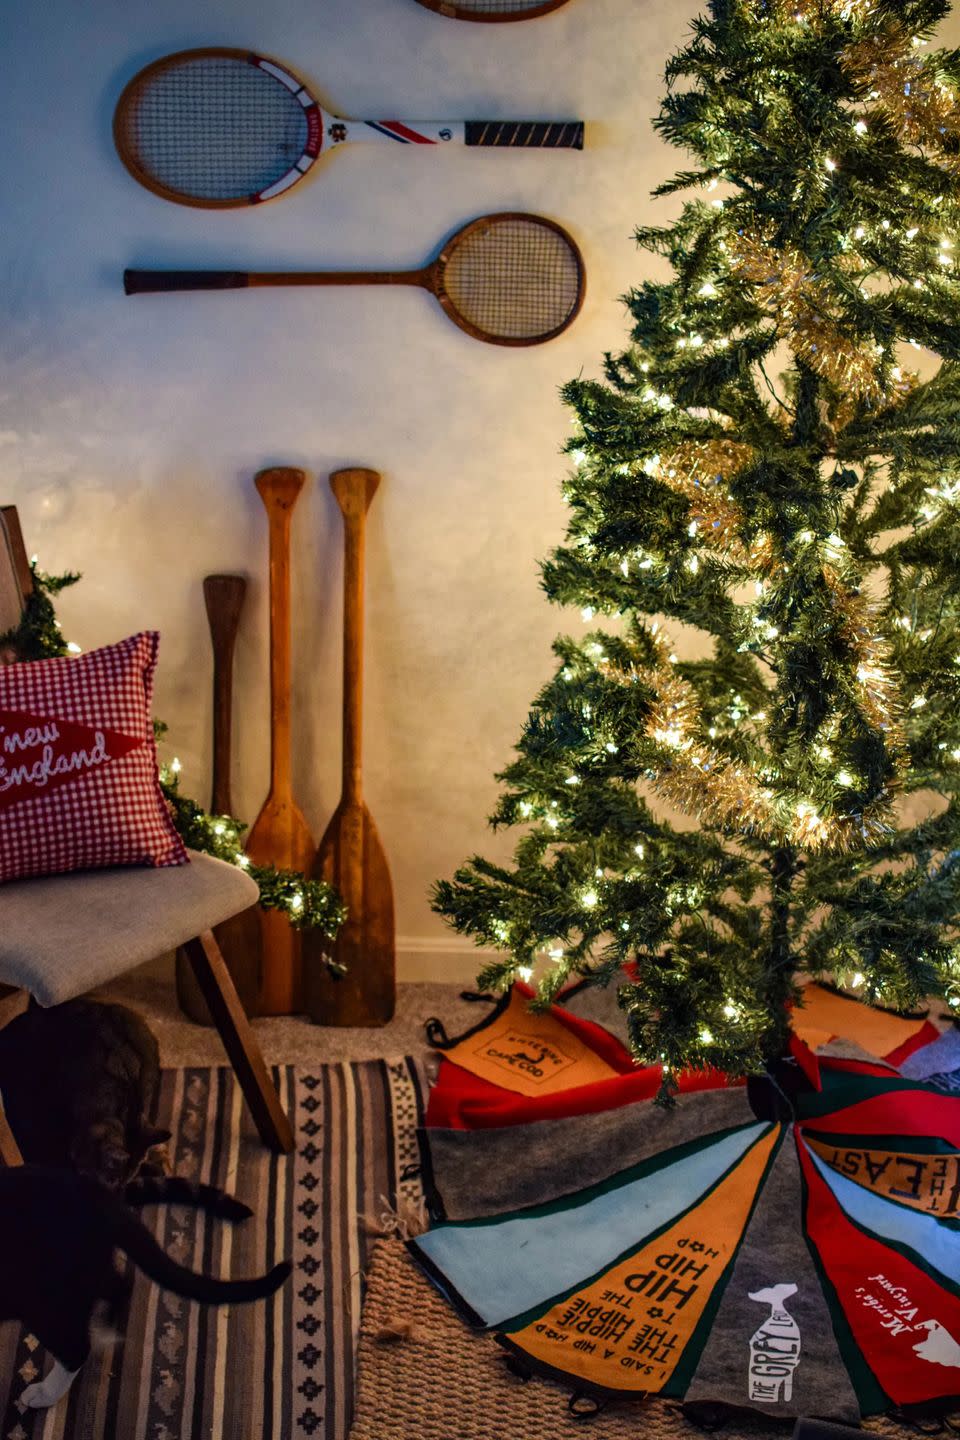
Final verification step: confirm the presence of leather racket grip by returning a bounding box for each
[124,269,251,295]
[465,120,583,149]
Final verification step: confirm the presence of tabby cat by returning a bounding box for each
[0,997,242,1214]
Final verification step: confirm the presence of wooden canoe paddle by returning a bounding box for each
[205,574,247,817]
[304,468,395,1026]
[246,468,316,1015]
[176,573,264,1022]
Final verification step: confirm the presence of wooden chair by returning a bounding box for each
[0,507,293,1163]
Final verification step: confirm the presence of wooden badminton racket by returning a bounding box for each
[124,212,585,346]
[114,48,583,208]
[411,0,574,19]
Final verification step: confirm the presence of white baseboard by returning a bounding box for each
[140,937,494,988]
[396,934,492,986]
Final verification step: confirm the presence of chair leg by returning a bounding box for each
[0,1099,23,1166]
[181,931,294,1155]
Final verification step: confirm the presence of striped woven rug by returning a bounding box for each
[0,1060,427,1440]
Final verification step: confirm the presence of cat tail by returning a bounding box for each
[124,1175,253,1222]
[105,1198,291,1303]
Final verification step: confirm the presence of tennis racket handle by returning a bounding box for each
[124,269,251,295]
[466,120,583,149]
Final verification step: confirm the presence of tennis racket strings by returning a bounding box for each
[117,55,312,202]
[441,216,582,340]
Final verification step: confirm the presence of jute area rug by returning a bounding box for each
[0,1061,427,1440]
[350,1242,924,1440]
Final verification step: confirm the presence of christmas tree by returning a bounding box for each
[434,0,960,1085]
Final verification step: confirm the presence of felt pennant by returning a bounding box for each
[424,983,735,1131]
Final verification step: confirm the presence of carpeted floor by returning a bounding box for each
[94,960,478,1066]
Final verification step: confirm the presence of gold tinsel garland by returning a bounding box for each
[842,32,960,171]
[647,440,772,566]
[726,228,890,408]
[602,594,904,851]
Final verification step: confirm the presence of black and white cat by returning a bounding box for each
[3,1164,290,1410]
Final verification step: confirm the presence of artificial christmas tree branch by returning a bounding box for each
[435,0,960,1090]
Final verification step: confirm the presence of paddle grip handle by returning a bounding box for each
[203,574,246,817]
[125,269,250,294]
[330,469,380,805]
[465,120,583,149]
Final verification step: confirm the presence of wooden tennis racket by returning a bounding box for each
[304,469,395,1027]
[412,0,573,18]
[125,212,585,346]
[113,48,584,208]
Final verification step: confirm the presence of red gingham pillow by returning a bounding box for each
[0,632,188,883]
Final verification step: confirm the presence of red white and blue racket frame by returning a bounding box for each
[113,48,584,209]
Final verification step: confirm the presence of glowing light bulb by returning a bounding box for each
[582,889,598,909]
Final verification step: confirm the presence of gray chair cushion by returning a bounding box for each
[0,851,259,1005]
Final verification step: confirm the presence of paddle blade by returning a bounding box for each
[303,802,395,1026]
[246,797,316,1014]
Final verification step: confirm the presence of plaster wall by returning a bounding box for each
[2,1,957,981]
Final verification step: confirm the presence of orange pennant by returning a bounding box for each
[503,1125,780,1393]
[806,1136,960,1217]
[447,988,621,1096]
[791,984,925,1060]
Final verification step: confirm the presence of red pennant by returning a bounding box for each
[801,1136,960,1408]
[0,707,144,811]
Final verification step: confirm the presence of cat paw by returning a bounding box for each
[20,1380,59,1409]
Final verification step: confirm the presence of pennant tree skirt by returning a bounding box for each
[410,983,960,1427]
[0,1062,427,1440]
